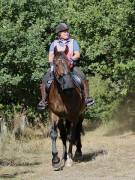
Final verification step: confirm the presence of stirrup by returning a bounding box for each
[85,97,95,106]
[37,100,48,111]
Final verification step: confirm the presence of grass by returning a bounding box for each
[0,129,51,180]
[0,120,135,179]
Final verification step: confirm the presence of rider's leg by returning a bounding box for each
[37,68,53,110]
[40,83,46,100]
[72,67,94,106]
[83,79,95,106]
[37,82,48,110]
[37,68,54,110]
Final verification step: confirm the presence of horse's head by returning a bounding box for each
[53,46,74,91]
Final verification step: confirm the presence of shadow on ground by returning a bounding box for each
[0,159,41,167]
[0,170,34,179]
[82,150,107,162]
[74,149,107,163]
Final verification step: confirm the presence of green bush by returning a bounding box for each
[0,0,134,124]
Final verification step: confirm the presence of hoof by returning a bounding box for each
[52,161,62,171]
[74,151,83,162]
[52,157,61,171]
[65,156,73,167]
[60,159,65,169]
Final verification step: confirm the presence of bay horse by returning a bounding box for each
[48,46,85,170]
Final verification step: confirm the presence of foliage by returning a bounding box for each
[0,0,134,123]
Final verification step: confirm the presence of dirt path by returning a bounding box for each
[0,130,135,180]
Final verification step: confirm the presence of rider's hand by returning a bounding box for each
[69,59,78,69]
[50,62,54,72]
[69,59,74,69]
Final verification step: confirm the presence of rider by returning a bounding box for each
[37,23,94,110]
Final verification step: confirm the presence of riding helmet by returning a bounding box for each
[55,23,69,34]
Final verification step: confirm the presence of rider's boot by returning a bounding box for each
[83,79,95,106]
[37,83,48,110]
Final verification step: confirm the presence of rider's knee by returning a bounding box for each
[73,66,86,81]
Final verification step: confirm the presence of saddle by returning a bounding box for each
[45,72,84,93]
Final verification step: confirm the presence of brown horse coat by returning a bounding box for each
[48,79,85,123]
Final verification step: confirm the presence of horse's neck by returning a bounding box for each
[49,81,63,100]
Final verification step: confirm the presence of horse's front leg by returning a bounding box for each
[50,113,60,170]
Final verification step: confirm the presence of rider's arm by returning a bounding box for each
[49,42,54,63]
[49,52,54,63]
[48,42,55,71]
[72,40,80,61]
[72,51,80,60]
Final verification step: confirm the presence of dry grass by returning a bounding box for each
[0,131,51,180]
[83,113,135,137]
[0,121,135,179]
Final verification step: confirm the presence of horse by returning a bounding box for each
[48,46,86,170]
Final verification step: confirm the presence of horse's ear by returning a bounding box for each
[64,45,69,55]
[54,46,58,56]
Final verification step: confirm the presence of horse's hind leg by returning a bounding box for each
[65,122,75,167]
[74,118,83,161]
[58,120,67,166]
[50,122,61,170]
[74,134,83,162]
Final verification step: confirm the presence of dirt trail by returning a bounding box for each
[0,130,135,180]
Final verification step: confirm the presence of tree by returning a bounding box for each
[0,0,134,122]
